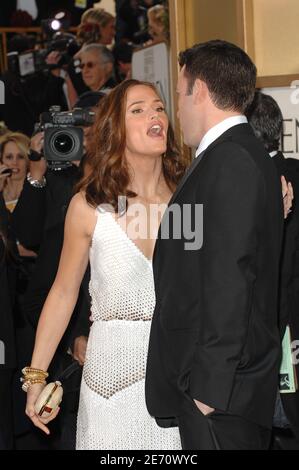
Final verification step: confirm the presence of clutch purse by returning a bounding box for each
[34,381,63,418]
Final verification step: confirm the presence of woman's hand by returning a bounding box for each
[0,165,11,192]
[17,243,37,258]
[281,175,294,219]
[72,335,88,366]
[25,383,60,435]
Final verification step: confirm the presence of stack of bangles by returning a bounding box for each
[21,367,49,392]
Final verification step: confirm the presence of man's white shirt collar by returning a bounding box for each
[269,150,278,158]
[195,115,248,158]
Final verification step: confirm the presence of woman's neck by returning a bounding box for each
[4,178,24,201]
[126,154,167,203]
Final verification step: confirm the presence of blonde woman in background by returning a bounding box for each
[147,4,168,44]
[0,132,30,213]
[0,131,36,257]
[77,8,116,47]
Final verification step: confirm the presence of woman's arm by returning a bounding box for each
[25,192,96,433]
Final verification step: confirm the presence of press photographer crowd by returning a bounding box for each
[1,0,299,452]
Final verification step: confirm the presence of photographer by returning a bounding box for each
[11,92,104,449]
[1,39,68,136]
[0,31,85,136]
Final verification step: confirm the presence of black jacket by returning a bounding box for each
[0,193,16,370]
[273,154,299,437]
[145,123,284,429]
[272,152,299,338]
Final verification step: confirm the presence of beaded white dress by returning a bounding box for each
[76,210,181,450]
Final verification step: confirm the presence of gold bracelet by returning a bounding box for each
[21,378,46,393]
[21,367,48,392]
[23,373,47,382]
[22,366,48,379]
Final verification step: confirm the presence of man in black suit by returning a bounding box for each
[145,40,284,450]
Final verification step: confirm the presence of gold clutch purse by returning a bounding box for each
[34,381,63,418]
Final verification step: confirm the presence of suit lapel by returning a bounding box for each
[152,151,205,266]
[168,150,205,206]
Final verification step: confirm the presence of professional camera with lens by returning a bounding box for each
[7,33,79,78]
[37,106,95,170]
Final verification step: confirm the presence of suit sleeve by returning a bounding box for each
[189,143,265,410]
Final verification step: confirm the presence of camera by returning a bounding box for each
[37,106,95,170]
[7,49,48,78]
[1,168,13,176]
[41,11,70,40]
[7,33,79,78]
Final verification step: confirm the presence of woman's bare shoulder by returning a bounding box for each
[67,192,98,237]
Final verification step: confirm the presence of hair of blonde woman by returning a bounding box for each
[77,8,115,45]
[147,4,165,27]
[81,7,114,26]
[0,123,8,137]
[0,131,30,163]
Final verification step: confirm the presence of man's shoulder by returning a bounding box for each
[208,126,274,170]
[204,136,260,169]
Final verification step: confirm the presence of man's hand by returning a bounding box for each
[72,336,88,366]
[46,51,62,77]
[29,132,47,181]
[30,131,44,155]
[281,175,294,219]
[194,399,215,416]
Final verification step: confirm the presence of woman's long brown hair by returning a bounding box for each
[77,79,188,211]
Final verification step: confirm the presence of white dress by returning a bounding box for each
[76,209,181,450]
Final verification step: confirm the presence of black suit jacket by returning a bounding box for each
[273,154,299,435]
[272,152,299,338]
[145,123,284,429]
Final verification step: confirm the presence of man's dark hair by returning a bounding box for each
[246,91,283,153]
[113,43,134,64]
[179,39,257,113]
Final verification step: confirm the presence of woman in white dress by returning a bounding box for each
[24,79,188,450]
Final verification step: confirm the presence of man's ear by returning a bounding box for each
[193,79,208,105]
[105,62,114,76]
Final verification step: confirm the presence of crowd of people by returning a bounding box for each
[0,1,168,136]
[0,1,299,453]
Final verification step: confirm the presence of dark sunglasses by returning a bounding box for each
[79,61,99,70]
